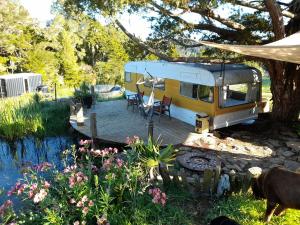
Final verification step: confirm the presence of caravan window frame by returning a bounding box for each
[218,82,260,108]
[180,82,214,103]
[124,72,131,83]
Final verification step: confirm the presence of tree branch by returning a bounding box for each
[234,0,296,18]
[149,1,244,41]
[115,19,238,63]
[264,0,285,39]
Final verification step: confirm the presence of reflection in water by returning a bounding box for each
[0,136,75,204]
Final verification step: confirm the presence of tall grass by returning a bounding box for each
[0,94,70,140]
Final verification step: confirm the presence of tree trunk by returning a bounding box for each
[267,60,300,121]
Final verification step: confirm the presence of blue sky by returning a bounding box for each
[19,0,152,40]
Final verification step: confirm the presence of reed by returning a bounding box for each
[0,94,69,140]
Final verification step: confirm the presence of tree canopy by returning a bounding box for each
[59,0,300,121]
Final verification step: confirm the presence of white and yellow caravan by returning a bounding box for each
[124,61,262,130]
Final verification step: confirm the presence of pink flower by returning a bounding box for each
[33,189,47,203]
[74,221,80,225]
[82,207,89,215]
[0,200,13,216]
[91,165,99,173]
[81,195,88,203]
[148,187,167,207]
[103,159,113,170]
[70,198,76,204]
[88,200,94,207]
[30,183,38,191]
[76,201,83,208]
[28,190,34,199]
[44,181,51,189]
[116,158,123,168]
[79,139,92,145]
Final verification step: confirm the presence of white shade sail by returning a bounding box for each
[200,32,300,64]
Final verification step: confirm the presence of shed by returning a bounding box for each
[0,73,42,98]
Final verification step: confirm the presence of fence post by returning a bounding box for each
[147,120,154,142]
[203,169,214,196]
[90,112,97,139]
[91,85,96,106]
[76,103,84,126]
[70,101,76,116]
[54,83,57,102]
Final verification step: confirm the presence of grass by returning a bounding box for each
[262,76,272,100]
[0,94,70,140]
[205,194,300,225]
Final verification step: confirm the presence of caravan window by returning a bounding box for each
[219,83,260,108]
[144,77,165,90]
[125,72,131,82]
[180,82,214,103]
[198,85,214,103]
[180,82,198,99]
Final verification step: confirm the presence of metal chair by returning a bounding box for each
[126,91,144,111]
[153,95,172,120]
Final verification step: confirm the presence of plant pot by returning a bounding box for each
[83,96,93,108]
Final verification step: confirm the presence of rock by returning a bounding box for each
[297,156,300,162]
[281,150,295,158]
[286,141,300,152]
[234,164,242,172]
[280,131,298,138]
[229,169,236,176]
[262,146,273,156]
[248,167,262,178]
[217,143,227,151]
[179,146,192,151]
[231,133,241,139]
[284,160,300,171]
[267,139,281,148]
[269,157,284,165]
[226,137,235,142]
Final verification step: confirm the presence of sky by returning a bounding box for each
[19,0,293,41]
[19,0,152,40]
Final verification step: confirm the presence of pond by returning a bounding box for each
[0,136,76,205]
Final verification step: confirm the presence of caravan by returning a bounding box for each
[124,61,263,130]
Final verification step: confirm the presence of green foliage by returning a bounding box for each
[59,30,82,87]
[0,94,70,140]
[205,194,300,225]
[132,138,177,168]
[24,44,59,84]
[0,0,36,72]
[1,140,193,225]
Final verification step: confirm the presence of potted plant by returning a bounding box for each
[74,82,94,108]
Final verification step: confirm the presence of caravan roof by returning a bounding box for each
[125,61,262,86]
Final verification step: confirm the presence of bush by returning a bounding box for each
[0,139,193,225]
[0,94,70,140]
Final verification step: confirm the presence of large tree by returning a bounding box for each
[60,0,300,121]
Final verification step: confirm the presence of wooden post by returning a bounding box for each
[70,101,76,116]
[90,112,97,139]
[203,169,214,196]
[91,85,96,105]
[76,103,84,126]
[54,83,57,102]
[159,163,171,187]
[147,120,154,142]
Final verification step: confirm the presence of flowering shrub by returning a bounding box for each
[0,138,191,225]
[148,187,167,206]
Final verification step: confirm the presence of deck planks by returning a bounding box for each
[70,100,200,146]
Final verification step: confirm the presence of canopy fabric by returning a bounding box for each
[200,32,300,64]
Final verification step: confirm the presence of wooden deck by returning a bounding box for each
[70,100,201,146]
